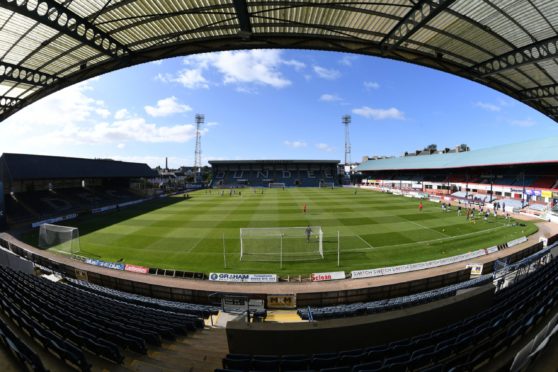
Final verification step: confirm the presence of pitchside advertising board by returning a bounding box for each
[209,273,277,283]
[0,182,6,230]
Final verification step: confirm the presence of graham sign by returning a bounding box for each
[209,273,277,283]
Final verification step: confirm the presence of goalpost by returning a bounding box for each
[268,182,286,188]
[240,226,324,262]
[38,223,80,255]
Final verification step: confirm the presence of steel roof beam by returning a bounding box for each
[0,96,22,108]
[474,35,558,76]
[380,0,456,51]
[521,84,558,101]
[232,0,252,36]
[0,62,58,87]
[0,0,129,57]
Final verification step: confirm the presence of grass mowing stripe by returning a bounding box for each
[33,188,537,275]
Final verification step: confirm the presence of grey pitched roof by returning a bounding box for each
[0,153,156,181]
[356,137,558,172]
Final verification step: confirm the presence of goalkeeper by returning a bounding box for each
[305,225,312,242]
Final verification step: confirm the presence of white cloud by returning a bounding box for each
[208,50,292,88]
[160,50,304,90]
[353,106,405,120]
[284,140,307,148]
[156,69,209,89]
[316,143,335,152]
[339,55,357,66]
[364,81,380,90]
[95,108,111,118]
[320,94,341,102]
[76,118,200,144]
[114,108,131,120]
[313,65,341,80]
[0,81,207,158]
[206,122,219,127]
[283,59,306,71]
[510,118,536,127]
[475,101,501,112]
[144,96,191,117]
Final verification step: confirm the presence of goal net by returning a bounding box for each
[240,226,324,262]
[320,181,336,188]
[38,224,80,255]
[268,182,286,188]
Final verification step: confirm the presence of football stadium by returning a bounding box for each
[1,2,558,372]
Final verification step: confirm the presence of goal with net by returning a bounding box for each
[240,226,324,262]
[268,182,286,188]
[38,224,80,255]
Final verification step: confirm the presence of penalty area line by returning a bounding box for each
[334,224,511,254]
[355,234,374,249]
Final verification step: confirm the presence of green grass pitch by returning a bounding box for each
[40,188,538,275]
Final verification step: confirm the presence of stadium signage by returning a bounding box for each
[311,271,345,282]
[124,264,149,274]
[466,264,484,277]
[31,213,78,228]
[351,249,488,279]
[486,246,499,254]
[267,294,297,309]
[208,273,277,283]
[84,258,125,271]
[507,236,527,248]
[91,205,117,214]
[541,190,552,198]
[118,199,147,208]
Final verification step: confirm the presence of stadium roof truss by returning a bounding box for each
[1,1,558,122]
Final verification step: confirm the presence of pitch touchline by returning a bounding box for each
[325,223,510,254]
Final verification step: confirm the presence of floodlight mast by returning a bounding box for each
[342,115,351,170]
[194,114,204,181]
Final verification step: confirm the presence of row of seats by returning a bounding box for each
[298,275,493,320]
[6,187,142,225]
[66,277,219,318]
[0,316,47,372]
[300,244,555,321]
[0,282,93,371]
[0,266,208,371]
[221,255,558,371]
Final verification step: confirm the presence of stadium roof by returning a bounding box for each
[1,2,558,122]
[209,160,339,165]
[0,153,157,181]
[356,136,558,172]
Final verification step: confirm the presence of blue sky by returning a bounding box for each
[1,49,557,168]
